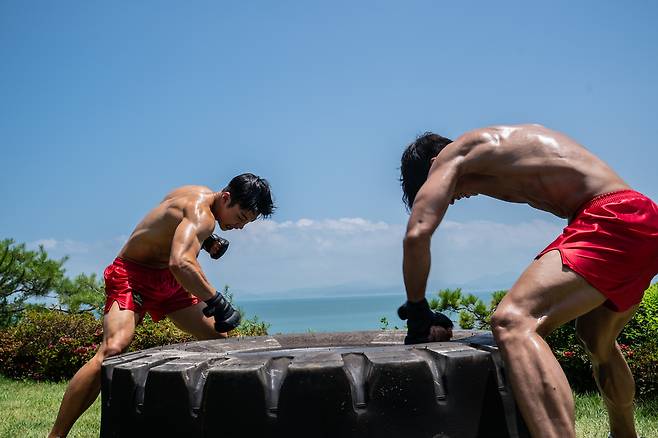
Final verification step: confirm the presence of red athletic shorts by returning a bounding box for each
[103,257,200,322]
[537,190,658,312]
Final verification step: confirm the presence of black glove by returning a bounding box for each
[202,234,230,259]
[202,291,241,332]
[397,298,453,345]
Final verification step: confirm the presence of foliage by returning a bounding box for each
[619,283,658,347]
[0,309,102,381]
[0,238,105,329]
[430,288,506,329]
[431,284,658,398]
[551,283,658,397]
[0,288,269,381]
[0,239,270,381]
[379,316,400,330]
[623,338,658,399]
[129,314,195,351]
[234,314,271,337]
[0,237,269,332]
[0,239,66,328]
[547,323,600,394]
[56,272,105,315]
[222,285,271,336]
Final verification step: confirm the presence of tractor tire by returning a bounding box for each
[100,330,530,438]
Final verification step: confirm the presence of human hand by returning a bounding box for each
[202,291,241,332]
[202,235,230,260]
[397,298,453,344]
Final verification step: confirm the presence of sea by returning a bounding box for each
[238,291,496,334]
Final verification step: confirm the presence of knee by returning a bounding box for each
[490,304,555,343]
[98,339,129,360]
[491,305,531,344]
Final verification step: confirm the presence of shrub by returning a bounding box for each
[0,309,102,381]
[0,302,269,381]
[547,322,601,394]
[129,315,195,352]
[220,286,270,337]
[128,311,272,349]
[548,284,658,397]
[626,338,658,398]
[234,314,270,337]
[431,284,658,398]
[619,283,658,347]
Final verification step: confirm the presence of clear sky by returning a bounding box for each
[1,1,657,297]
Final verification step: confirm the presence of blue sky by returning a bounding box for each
[1,1,657,297]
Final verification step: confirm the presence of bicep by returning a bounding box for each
[170,215,213,264]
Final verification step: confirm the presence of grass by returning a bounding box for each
[574,393,658,438]
[0,377,100,438]
[1,376,656,437]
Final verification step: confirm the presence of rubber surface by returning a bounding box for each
[100,330,530,438]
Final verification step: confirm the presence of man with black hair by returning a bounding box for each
[398,124,658,438]
[49,173,275,438]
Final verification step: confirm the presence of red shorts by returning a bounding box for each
[537,190,658,312]
[103,257,200,322]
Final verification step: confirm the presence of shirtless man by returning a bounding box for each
[397,125,658,438]
[49,173,274,438]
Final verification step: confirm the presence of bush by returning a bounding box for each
[233,314,270,337]
[129,315,195,352]
[0,309,102,381]
[548,327,658,398]
[625,338,658,399]
[619,283,658,347]
[432,284,658,398]
[0,303,269,381]
[547,284,658,397]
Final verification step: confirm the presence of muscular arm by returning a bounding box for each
[403,160,460,302]
[168,209,216,301]
[403,131,493,302]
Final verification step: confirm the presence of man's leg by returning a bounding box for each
[490,250,607,438]
[49,302,139,438]
[575,304,639,438]
[167,301,228,340]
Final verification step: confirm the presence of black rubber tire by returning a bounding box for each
[100,330,530,438]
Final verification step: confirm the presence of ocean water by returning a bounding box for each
[238,291,495,334]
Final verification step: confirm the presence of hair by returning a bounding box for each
[400,132,453,210]
[224,173,275,218]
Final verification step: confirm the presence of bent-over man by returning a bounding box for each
[397,124,658,438]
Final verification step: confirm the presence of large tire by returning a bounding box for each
[101,330,529,438]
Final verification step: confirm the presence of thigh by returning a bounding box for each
[101,301,141,355]
[496,250,608,335]
[167,302,226,340]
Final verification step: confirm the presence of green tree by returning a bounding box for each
[56,272,105,314]
[429,287,507,330]
[0,239,106,327]
[0,239,66,328]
